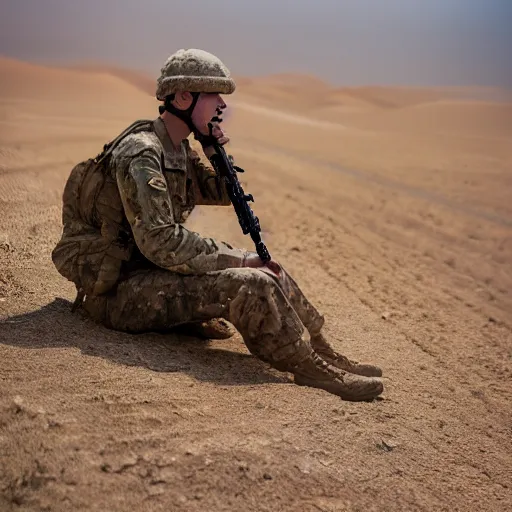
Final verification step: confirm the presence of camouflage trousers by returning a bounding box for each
[83,266,325,371]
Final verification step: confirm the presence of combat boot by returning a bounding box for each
[292,352,383,401]
[311,333,382,377]
[174,318,236,340]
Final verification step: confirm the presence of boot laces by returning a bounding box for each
[311,352,346,382]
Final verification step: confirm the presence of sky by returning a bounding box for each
[0,0,510,87]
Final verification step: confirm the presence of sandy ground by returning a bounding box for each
[0,57,511,512]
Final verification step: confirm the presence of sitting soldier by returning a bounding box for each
[52,48,384,402]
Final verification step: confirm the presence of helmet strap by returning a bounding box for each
[159,92,202,136]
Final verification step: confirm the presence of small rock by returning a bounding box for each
[290,247,301,252]
[377,439,399,452]
[263,473,272,480]
[147,486,166,497]
[101,463,111,473]
[488,316,497,324]
[12,396,24,413]
[381,311,391,320]
[45,419,62,429]
[0,234,11,252]
[296,461,311,474]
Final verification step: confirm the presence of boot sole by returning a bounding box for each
[294,375,384,402]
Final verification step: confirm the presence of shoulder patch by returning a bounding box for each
[147,176,167,191]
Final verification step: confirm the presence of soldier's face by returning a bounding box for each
[191,93,227,135]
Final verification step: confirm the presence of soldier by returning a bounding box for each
[52,48,384,401]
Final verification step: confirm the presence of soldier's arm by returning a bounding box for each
[186,143,232,206]
[115,150,246,274]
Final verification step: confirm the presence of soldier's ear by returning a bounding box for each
[173,91,194,110]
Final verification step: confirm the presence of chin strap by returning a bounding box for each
[158,92,201,135]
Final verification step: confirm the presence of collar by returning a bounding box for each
[152,117,188,172]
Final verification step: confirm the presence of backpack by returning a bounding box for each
[52,119,155,309]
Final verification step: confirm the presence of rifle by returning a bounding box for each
[205,123,271,264]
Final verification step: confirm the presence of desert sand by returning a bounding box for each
[0,56,511,511]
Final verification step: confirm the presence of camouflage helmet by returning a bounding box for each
[156,48,236,100]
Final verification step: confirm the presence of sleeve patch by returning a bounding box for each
[147,176,167,191]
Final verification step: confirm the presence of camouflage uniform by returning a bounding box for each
[52,49,384,401]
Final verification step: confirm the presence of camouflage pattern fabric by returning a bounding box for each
[52,118,247,298]
[82,266,317,370]
[112,118,247,275]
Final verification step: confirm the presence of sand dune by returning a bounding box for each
[1,57,511,512]
[317,98,512,140]
[329,86,455,108]
[399,100,512,133]
[0,58,160,153]
[29,59,511,118]
[0,57,150,100]
[66,61,157,97]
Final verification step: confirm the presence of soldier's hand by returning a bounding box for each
[201,123,229,158]
[243,252,282,279]
[210,122,229,146]
[242,252,264,268]
[265,259,282,276]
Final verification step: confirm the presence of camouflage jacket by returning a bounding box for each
[52,117,246,296]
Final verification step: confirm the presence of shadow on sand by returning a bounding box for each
[0,298,290,387]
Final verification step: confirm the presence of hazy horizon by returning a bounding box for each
[1,0,511,87]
